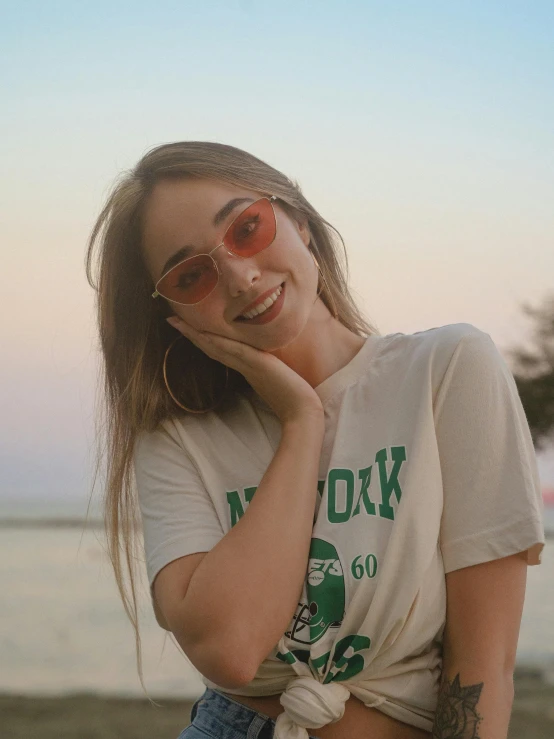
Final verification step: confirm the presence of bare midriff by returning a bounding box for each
[220,691,432,739]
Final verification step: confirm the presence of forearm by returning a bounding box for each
[174,414,325,683]
[433,664,514,739]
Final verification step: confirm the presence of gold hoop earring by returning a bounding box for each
[163,335,230,414]
[309,250,339,319]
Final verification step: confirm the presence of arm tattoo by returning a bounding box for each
[432,673,484,738]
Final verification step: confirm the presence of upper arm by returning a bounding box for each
[443,551,527,674]
[153,552,208,638]
[133,423,225,630]
[436,552,527,738]
[435,327,545,573]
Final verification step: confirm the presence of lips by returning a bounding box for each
[234,282,286,324]
[234,282,285,321]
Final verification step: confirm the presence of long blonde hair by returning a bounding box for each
[85,141,379,691]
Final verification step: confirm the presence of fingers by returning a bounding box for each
[166,316,193,334]
[167,317,211,345]
[166,317,257,375]
[167,317,245,365]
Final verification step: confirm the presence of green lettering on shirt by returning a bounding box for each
[353,465,376,516]
[377,446,407,520]
[327,468,355,523]
[225,445,407,527]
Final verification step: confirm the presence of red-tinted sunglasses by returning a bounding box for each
[152,196,278,306]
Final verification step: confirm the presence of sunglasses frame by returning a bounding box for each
[151,195,279,306]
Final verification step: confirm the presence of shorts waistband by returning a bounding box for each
[191,688,273,738]
[189,688,321,739]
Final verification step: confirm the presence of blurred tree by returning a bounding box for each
[506,292,554,452]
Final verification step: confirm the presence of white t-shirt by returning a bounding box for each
[134,323,545,736]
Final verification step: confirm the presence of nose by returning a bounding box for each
[215,247,262,296]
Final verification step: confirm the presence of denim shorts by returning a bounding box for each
[178,687,321,739]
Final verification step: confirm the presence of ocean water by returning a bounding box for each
[1,520,554,698]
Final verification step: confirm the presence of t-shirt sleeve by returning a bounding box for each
[133,421,225,627]
[435,326,545,574]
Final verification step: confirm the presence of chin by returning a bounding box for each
[254,318,311,353]
[231,288,316,351]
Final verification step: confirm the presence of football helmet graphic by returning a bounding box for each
[286,538,346,645]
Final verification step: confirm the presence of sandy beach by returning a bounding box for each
[2,667,553,739]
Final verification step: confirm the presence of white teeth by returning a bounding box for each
[241,286,282,320]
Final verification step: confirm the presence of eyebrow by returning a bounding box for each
[159,197,255,278]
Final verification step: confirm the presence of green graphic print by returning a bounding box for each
[226,447,407,684]
[286,538,345,645]
[278,538,371,682]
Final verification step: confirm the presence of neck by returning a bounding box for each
[270,302,367,390]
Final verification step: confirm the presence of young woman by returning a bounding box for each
[86,141,545,739]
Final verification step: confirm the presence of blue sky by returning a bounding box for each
[1,1,553,505]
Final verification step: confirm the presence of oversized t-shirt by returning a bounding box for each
[134,322,545,737]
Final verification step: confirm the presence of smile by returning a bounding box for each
[234,282,286,325]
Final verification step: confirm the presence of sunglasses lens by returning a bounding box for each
[155,198,276,304]
[156,254,219,304]
[224,197,276,257]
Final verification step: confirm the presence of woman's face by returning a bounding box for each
[141,177,321,352]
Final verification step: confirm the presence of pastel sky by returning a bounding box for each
[1,1,553,507]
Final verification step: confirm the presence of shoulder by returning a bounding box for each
[401,321,489,354]
[377,322,493,376]
[134,390,260,461]
[367,323,507,413]
[134,418,181,457]
[133,416,199,473]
